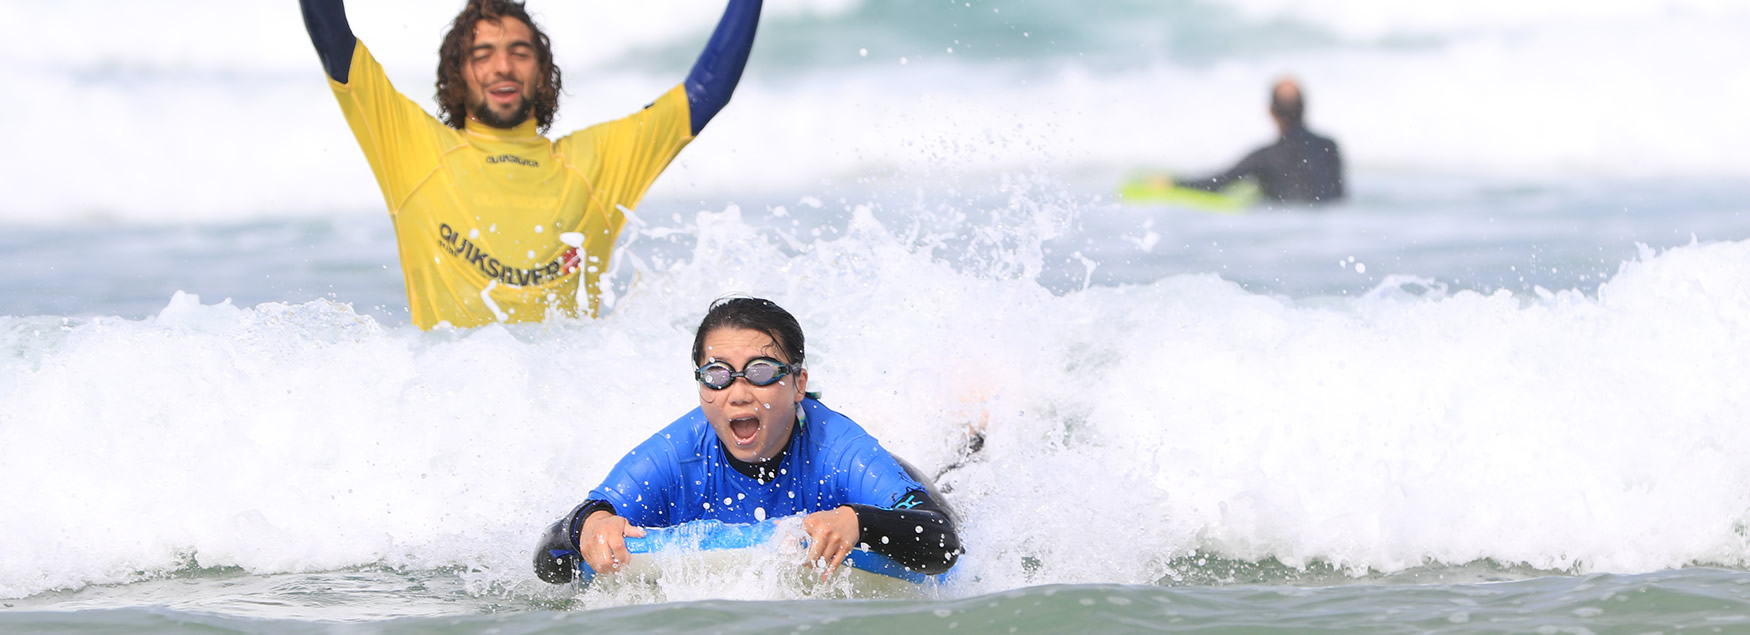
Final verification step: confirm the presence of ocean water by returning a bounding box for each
[5,0,1750,632]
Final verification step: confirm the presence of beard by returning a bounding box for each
[471,93,535,129]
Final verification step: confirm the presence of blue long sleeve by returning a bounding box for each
[299,0,356,83]
[684,0,762,136]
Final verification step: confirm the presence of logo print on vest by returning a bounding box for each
[485,154,539,168]
[436,223,566,286]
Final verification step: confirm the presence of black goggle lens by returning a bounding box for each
[695,358,790,390]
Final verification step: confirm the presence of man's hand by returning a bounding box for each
[578,510,645,574]
[801,506,859,581]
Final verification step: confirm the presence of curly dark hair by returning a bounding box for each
[435,0,563,133]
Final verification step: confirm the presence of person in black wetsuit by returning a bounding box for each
[1176,77,1346,205]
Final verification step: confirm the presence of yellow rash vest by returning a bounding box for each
[328,41,692,329]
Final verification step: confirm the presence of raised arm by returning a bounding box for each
[684,0,763,136]
[299,0,357,83]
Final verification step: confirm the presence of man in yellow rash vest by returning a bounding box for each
[299,0,762,329]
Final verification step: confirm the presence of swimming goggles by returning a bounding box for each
[695,357,792,390]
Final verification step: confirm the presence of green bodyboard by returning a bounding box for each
[1118,177,1260,214]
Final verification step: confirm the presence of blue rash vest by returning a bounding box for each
[588,397,924,526]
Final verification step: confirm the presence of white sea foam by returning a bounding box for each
[2,204,1747,599]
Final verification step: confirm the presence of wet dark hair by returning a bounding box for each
[692,297,806,368]
[435,0,563,133]
[1270,83,1305,128]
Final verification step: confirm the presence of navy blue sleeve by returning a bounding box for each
[684,0,763,136]
[299,0,357,83]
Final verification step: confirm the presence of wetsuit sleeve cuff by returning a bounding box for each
[566,500,618,552]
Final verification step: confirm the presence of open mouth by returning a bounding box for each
[729,417,760,446]
[488,84,521,102]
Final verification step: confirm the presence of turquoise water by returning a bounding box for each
[5,0,1750,631]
